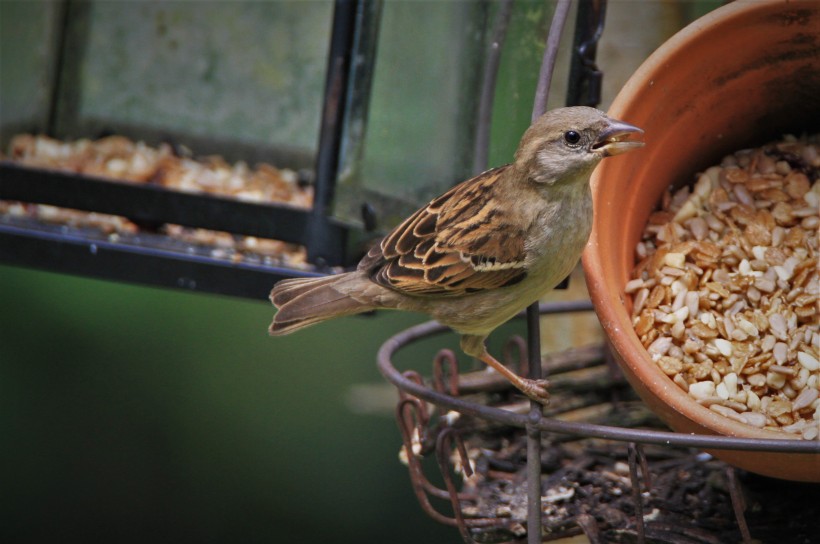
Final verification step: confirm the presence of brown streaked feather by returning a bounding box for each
[270,275,340,307]
[358,165,528,298]
[269,272,375,335]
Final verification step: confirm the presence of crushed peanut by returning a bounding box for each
[2,134,312,268]
[629,134,820,439]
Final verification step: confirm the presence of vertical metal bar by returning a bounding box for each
[46,0,73,136]
[726,467,753,544]
[46,0,94,139]
[337,0,382,234]
[307,0,360,267]
[526,304,544,544]
[527,2,573,542]
[566,0,607,107]
[532,0,574,122]
[472,0,514,175]
[627,443,646,544]
[636,443,651,490]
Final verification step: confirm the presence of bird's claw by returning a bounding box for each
[521,378,550,405]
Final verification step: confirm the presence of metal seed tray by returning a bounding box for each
[378,301,820,543]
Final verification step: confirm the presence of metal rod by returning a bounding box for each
[527,2,574,541]
[526,304,544,544]
[472,0,515,175]
[566,0,607,107]
[395,399,459,526]
[532,0,574,122]
[536,0,575,296]
[306,0,360,267]
[376,307,820,455]
[436,429,480,543]
[46,0,73,135]
[726,467,753,544]
[627,443,646,544]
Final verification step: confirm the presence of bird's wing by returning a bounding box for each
[359,165,528,297]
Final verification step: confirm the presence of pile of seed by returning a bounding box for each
[627,134,819,439]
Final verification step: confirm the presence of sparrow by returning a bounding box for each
[269,106,643,404]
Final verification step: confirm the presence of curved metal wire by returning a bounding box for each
[377,300,820,455]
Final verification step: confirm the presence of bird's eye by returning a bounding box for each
[563,130,581,145]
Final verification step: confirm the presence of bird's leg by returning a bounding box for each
[460,335,550,405]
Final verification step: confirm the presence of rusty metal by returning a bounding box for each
[726,467,753,544]
[435,428,480,543]
[638,445,652,490]
[377,301,820,543]
[395,396,508,532]
[378,307,820,455]
[433,349,461,397]
[396,371,431,449]
[395,398,453,520]
[627,443,646,544]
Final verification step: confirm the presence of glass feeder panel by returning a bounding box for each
[50,1,333,168]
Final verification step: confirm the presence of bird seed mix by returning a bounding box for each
[627,134,819,439]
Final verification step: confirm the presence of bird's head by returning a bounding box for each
[513,106,644,185]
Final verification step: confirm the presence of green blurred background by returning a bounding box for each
[1,263,461,542]
[0,1,718,542]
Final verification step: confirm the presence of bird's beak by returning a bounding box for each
[592,119,644,157]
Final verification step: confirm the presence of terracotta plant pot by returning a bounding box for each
[583,0,820,482]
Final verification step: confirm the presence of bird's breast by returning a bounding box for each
[526,183,593,278]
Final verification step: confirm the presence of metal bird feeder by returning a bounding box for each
[0,0,380,298]
[378,301,820,543]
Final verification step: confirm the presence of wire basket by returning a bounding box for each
[378,301,820,543]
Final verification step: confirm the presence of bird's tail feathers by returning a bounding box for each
[269,273,373,336]
[271,275,339,307]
